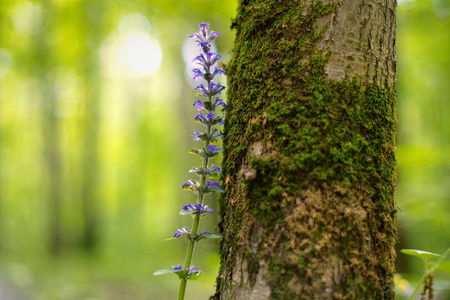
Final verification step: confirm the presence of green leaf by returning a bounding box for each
[212,189,224,193]
[188,271,203,280]
[401,249,444,260]
[189,167,202,173]
[429,261,450,274]
[179,210,195,215]
[198,133,209,141]
[203,234,223,239]
[181,185,192,191]
[189,149,201,155]
[154,269,188,279]
[153,269,177,276]
[208,173,219,178]
[163,237,178,242]
[175,270,188,279]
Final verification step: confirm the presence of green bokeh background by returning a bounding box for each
[0,0,448,299]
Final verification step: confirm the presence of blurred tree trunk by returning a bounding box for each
[79,0,103,252]
[215,0,397,299]
[0,0,5,252]
[36,0,64,256]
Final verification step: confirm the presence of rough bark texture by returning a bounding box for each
[214,0,397,299]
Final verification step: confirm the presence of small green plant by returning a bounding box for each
[401,247,450,300]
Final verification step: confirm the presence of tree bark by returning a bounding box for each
[215,0,397,299]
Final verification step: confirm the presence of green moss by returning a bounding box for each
[215,0,397,299]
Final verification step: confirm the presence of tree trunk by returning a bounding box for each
[36,0,64,256]
[215,0,397,299]
[79,0,103,252]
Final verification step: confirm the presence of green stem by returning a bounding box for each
[185,215,200,268]
[178,278,187,300]
[178,214,200,300]
[178,58,215,300]
[178,123,211,300]
[408,247,450,300]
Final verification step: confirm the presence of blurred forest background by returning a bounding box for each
[0,0,448,299]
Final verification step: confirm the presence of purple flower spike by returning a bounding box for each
[165,24,225,282]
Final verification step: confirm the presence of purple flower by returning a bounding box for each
[210,164,221,173]
[213,132,223,139]
[195,84,208,97]
[188,33,200,40]
[206,181,222,189]
[189,23,222,52]
[194,113,204,122]
[193,99,205,111]
[187,266,200,277]
[192,68,204,81]
[198,230,211,238]
[183,203,212,216]
[200,41,209,49]
[209,82,225,96]
[172,264,183,271]
[214,98,227,109]
[212,68,226,77]
[194,113,221,125]
[183,203,195,212]
[206,144,217,152]
[193,203,212,215]
[173,227,189,238]
[192,130,202,141]
[193,53,223,69]
[181,180,199,191]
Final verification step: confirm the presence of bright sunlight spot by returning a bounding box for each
[119,34,162,75]
[101,14,162,77]
[12,1,44,36]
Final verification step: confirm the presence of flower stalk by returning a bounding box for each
[153,23,226,300]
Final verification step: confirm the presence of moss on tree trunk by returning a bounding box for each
[215,0,397,299]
